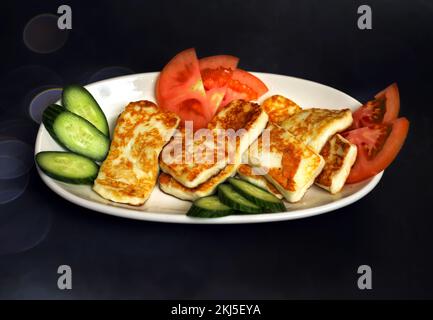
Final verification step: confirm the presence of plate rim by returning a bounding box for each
[34,71,383,224]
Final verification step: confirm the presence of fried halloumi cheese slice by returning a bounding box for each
[159,164,238,201]
[315,134,357,194]
[280,108,353,153]
[248,124,325,203]
[159,127,227,189]
[236,164,283,199]
[261,95,302,125]
[93,101,180,206]
[260,96,357,194]
[159,100,268,188]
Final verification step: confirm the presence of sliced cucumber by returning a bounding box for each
[228,177,286,212]
[43,104,110,161]
[62,84,109,136]
[187,196,234,218]
[217,184,261,213]
[36,151,99,184]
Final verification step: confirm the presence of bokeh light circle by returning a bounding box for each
[1,66,62,119]
[28,88,62,123]
[0,119,38,145]
[0,136,33,204]
[0,192,52,256]
[23,14,69,54]
[0,174,29,205]
[0,138,34,179]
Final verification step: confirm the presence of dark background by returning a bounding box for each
[0,0,432,299]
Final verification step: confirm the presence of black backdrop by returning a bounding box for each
[0,0,432,299]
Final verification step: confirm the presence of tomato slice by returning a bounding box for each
[375,83,400,123]
[220,69,268,107]
[352,98,387,128]
[156,48,212,130]
[342,117,409,184]
[199,55,239,115]
[199,55,239,72]
[201,67,233,91]
[352,83,400,128]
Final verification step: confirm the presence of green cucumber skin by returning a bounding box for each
[217,184,262,214]
[228,178,286,212]
[42,104,68,148]
[187,206,232,218]
[62,84,110,136]
[42,104,109,162]
[187,196,234,218]
[35,151,99,185]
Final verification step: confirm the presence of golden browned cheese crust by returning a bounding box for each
[207,100,264,131]
[237,164,282,197]
[93,101,179,206]
[315,134,357,194]
[261,95,302,125]
[158,164,237,200]
[280,108,353,153]
[248,124,324,203]
[316,136,349,186]
[160,128,227,184]
[159,100,268,188]
[260,95,356,195]
[264,126,321,192]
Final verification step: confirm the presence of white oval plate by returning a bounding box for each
[35,72,382,224]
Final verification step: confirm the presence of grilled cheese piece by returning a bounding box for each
[263,102,356,194]
[315,134,357,194]
[159,128,227,189]
[280,108,353,153]
[261,95,302,125]
[237,164,283,199]
[93,101,179,206]
[159,100,268,188]
[159,164,237,201]
[248,124,325,202]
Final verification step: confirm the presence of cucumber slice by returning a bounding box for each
[62,84,109,136]
[228,177,286,212]
[218,184,262,213]
[36,151,99,184]
[43,104,110,161]
[187,196,234,218]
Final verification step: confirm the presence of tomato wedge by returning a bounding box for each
[343,117,409,184]
[352,83,400,128]
[199,55,239,72]
[375,83,400,123]
[220,69,268,107]
[199,55,239,115]
[156,48,212,130]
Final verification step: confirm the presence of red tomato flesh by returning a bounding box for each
[375,83,400,123]
[156,48,212,130]
[201,67,233,90]
[199,55,239,73]
[352,83,400,129]
[352,97,386,128]
[220,69,268,107]
[343,117,409,184]
[199,55,239,115]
